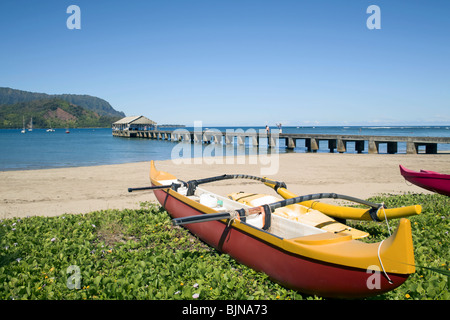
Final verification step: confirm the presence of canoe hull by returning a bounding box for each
[400,165,450,196]
[153,187,409,298]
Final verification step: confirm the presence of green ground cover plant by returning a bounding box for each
[0,193,448,300]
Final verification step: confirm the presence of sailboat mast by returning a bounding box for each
[21,116,26,133]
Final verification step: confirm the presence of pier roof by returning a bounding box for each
[113,116,156,125]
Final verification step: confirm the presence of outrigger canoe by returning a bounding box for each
[263,181,421,221]
[400,165,450,197]
[143,161,415,298]
[228,192,369,239]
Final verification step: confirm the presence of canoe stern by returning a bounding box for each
[379,218,415,274]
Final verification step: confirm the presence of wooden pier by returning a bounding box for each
[112,129,450,154]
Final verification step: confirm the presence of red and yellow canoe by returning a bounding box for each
[150,161,415,298]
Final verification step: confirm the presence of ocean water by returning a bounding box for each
[0,126,449,171]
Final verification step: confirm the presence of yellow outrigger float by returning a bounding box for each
[263,181,422,222]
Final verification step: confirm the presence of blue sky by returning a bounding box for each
[0,1,449,126]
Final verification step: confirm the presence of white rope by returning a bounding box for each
[378,203,391,235]
[404,179,413,187]
[375,202,394,284]
[227,210,240,227]
[377,240,394,284]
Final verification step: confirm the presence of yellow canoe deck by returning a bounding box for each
[228,192,369,239]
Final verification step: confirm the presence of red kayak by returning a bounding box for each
[400,165,450,196]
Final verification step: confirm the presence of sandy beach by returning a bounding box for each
[1,153,449,219]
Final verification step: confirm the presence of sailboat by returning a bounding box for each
[28,117,33,132]
[21,116,26,134]
[46,120,55,132]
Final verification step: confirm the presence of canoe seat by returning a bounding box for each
[290,233,352,245]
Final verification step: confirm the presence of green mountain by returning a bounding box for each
[0,98,122,129]
[0,87,125,118]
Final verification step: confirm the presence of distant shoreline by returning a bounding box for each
[2,124,449,130]
[0,127,112,130]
